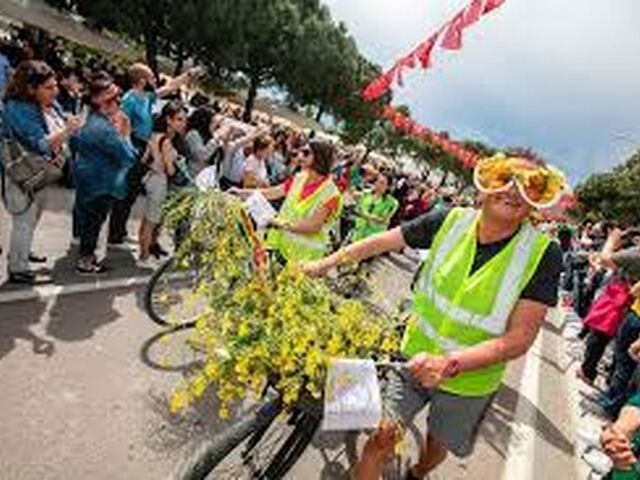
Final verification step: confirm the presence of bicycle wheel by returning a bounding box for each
[144,256,205,328]
[175,400,322,480]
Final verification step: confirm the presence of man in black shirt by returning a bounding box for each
[304,154,564,479]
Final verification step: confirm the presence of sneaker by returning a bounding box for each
[136,256,159,270]
[108,236,138,251]
[75,260,108,276]
[8,270,37,284]
[28,253,47,263]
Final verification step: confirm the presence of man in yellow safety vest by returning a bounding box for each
[303,153,567,479]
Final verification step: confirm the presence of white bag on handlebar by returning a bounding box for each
[322,359,382,432]
[244,192,277,229]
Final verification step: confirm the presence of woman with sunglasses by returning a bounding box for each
[231,140,343,263]
[72,72,136,275]
[2,60,82,284]
[302,153,566,480]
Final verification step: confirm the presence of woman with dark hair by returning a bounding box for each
[72,72,136,274]
[232,140,343,263]
[137,100,188,267]
[243,135,273,188]
[2,60,82,283]
[184,106,222,172]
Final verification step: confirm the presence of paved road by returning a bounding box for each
[0,188,598,479]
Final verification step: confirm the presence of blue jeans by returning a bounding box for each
[599,310,640,417]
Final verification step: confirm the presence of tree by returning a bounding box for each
[576,150,640,225]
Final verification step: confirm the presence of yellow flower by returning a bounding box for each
[238,322,251,338]
[169,389,190,414]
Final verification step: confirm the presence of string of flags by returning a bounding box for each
[362,0,507,102]
[361,0,507,170]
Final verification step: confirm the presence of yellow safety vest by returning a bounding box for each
[401,207,551,397]
[266,171,342,263]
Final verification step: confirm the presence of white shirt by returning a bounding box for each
[244,155,269,186]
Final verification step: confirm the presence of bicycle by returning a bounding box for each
[173,362,408,480]
[144,182,267,328]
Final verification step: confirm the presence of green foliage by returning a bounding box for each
[576,150,640,225]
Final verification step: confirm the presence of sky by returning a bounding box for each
[324,0,640,184]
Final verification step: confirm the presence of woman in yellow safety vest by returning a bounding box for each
[232,140,343,263]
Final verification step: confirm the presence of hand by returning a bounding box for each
[66,115,83,134]
[111,111,130,138]
[300,260,330,278]
[407,353,450,388]
[187,66,206,79]
[269,218,289,230]
[362,419,402,463]
[602,426,637,469]
[629,337,640,362]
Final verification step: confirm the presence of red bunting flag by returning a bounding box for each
[414,33,439,69]
[483,0,506,15]
[463,0,486,28]
[441,9,466,50]
[361,67,397,101]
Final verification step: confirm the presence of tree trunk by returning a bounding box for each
[173,44,185,76]
[144,31,159,77]
[243,75,260,123]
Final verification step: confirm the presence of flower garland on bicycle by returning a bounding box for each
[302,153,568,479]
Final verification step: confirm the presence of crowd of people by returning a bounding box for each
[4,30,640,480]
[556,220,640,476]
[0,33,472,284]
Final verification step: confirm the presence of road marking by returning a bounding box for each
[501,339,541,480]
[0,275,150,304]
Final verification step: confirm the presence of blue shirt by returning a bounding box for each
[2,99,54,160]
[0,54,10,96]
[121,89,156,143]
[72,111,136,201]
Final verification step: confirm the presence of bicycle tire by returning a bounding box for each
[174,397,282,480]
[144,257,200,328]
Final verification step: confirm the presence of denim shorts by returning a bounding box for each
[383,368,495,457]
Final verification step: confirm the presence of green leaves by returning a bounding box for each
[576,150,640,225]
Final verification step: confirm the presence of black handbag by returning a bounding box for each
[2,137,64,194]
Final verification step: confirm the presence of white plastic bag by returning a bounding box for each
[322,358,382,432]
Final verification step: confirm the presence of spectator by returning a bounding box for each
[0,50,11,96]
[267,130,290,185]
[243,135,273,188]
[349,172,399,243]
[184,106,222,173]
[601,393,640,475]
[108,62,198,248]
[577,229,634,387]
[137,101,188,267]
[2,60,81,284]
[218,122,265,189]
[72,73,136,275]
[56,65,83,115]
[594,229,640,418]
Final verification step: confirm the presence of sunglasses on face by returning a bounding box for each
[474,154,567,209]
